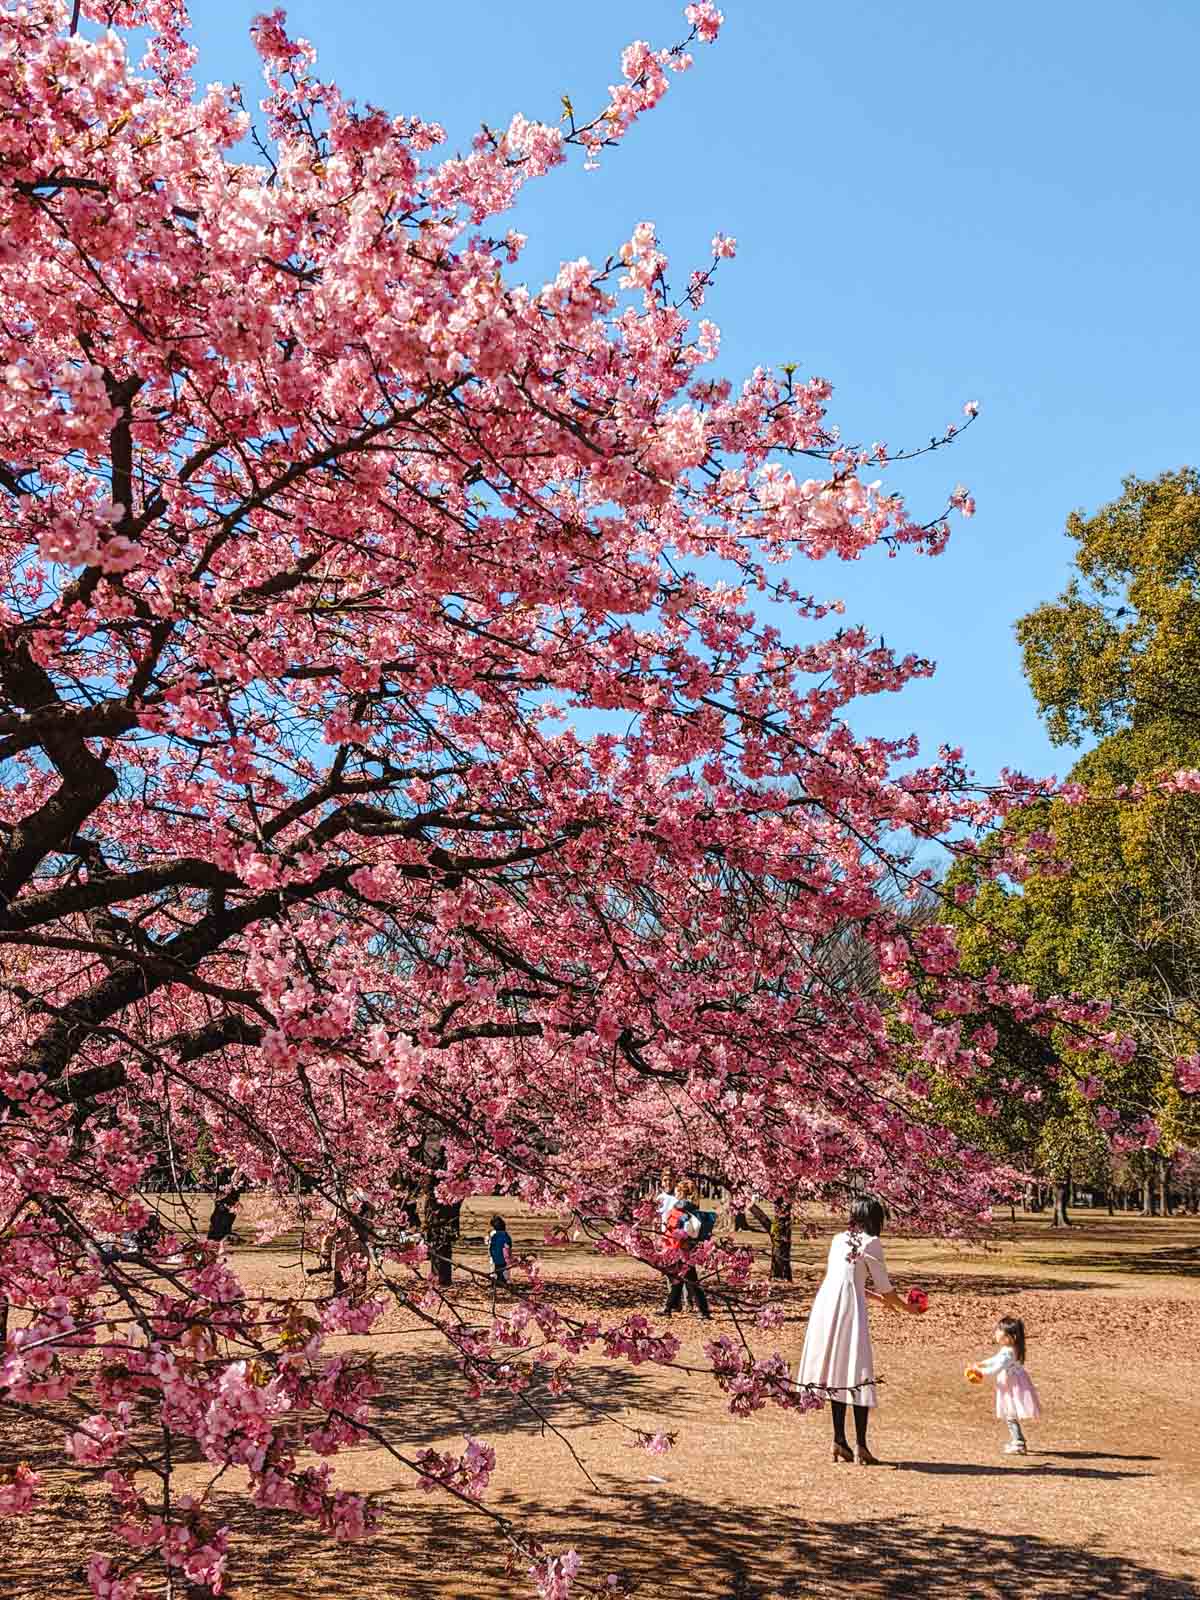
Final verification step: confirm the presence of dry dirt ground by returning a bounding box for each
[4,1204,1200,1599]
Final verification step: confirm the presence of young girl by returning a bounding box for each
[966,1315,1041,1455]
[487,1214,512,1285]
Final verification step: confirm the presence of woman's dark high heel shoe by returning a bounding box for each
[832,1441,853,1463]
[854,1446,881,1466]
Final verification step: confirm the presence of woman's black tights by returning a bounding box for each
[830,1400,870,1450]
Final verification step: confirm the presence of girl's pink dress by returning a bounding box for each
[978,1346,1041,1421]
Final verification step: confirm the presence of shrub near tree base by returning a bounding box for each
[0,3,1170,1596]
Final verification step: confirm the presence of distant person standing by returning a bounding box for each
[661,1179,712,1320]
[327,1194,374,1295]
[655,1168,695,1313]
[487,1214,512,1285]
[207,1183,243,1243]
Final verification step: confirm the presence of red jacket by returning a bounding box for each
[663,1203,700,1251]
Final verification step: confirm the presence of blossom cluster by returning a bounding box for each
[0,3,1144,1596]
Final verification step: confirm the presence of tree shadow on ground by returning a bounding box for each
[879,1272,1099,1296]
[86,1487,1197,1600]
[365,1346,699,1449]
[893,1459,1151,1481]
[1039,1448,1158,1462]
[1,1350,697,1486]
[475,1270,1102,1326]
[482,1494,1199,1600]
[9,1457,1196,1600]
[1035,1244,1200,1278]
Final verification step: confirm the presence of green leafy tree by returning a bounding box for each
[942,470,1200,1216]
[1017,467,1200,746]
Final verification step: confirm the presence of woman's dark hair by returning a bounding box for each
[490,1214,507,1232]
[996,1315,1026,1363]
[848,1195,886,1237]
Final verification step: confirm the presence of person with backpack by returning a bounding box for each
[661,1179,713,1319]
[655,1169,699,1314]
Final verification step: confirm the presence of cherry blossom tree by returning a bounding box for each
[0,2,1157,1595]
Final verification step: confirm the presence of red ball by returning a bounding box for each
[906,1286,929,1313]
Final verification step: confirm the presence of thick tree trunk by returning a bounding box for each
[1027,1183,1044,1213]
[769,1203,793,1281]
[424,1190,461,1287]
[1141,1175,1158,1216]
[1051,1181,1071,1227]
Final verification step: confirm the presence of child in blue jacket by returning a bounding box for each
[487,1214,512,1284]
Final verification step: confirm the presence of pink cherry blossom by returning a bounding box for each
[0,4,1139,1595]
[0,1462,39,1516]
[686,3,725,43]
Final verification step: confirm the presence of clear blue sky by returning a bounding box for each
[187,1,1200,786]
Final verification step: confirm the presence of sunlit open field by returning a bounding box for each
[5,1204,1200,1599]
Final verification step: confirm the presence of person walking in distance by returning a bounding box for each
[486,1213,512,1287]
[661,1179,712,1320]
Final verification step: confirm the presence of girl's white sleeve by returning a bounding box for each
[977,1348,1014,1376]
[862,1237,892,1292]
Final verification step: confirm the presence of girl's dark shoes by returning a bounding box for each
[831,1442,853,1464]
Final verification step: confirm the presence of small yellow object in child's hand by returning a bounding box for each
[964,1366,983,1384]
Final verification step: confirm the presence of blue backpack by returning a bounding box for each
[696,1209,717,1242]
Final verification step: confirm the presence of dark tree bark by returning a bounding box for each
[424,1185,461,1287]
[769,1202,793,1281]
[1051,1180,1071,1228]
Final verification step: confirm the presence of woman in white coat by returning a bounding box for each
[795,1195,923,1464]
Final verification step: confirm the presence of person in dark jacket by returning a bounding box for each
[661,1180,711,1319]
